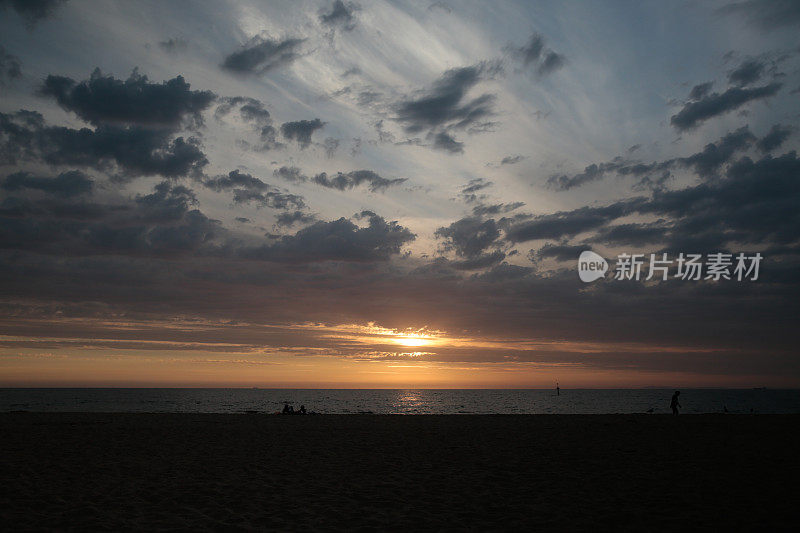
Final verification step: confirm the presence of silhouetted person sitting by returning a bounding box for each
[298,405,306,414]
[671,391,681,415]
[282,403,290,414]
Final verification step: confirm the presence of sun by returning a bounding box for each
[394,335,430,347]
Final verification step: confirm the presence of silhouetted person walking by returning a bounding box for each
[671,391,681,415]
[556,382,560,396]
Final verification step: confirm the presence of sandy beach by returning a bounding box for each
[2,413,798,530]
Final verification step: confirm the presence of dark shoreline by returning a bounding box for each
[2,413,799,530]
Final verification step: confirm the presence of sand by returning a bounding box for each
[1,413,798,530]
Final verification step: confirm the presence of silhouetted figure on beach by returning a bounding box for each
[282,403,291,414]
[556,382,560,396]
[671,391,681,415]
[299,405,306,414]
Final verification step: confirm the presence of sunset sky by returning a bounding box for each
[1,0,799,387]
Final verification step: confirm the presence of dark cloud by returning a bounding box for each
[273,166,306,183]
[221,35,305,74]
[0,199,412,269]
[718,0,800,31]
[678,126,756,178]
[238,101,272,125]
[0,175,402,265]
[135,181,198,222]
[548,159,626,190]
[500,155,524,165]
[432,131,464,153]
[0,195,113,220]
[435,216,502,259]
[670,83,782,131]
[215,96,281,150]
[280,118,325,148]
[548,157,675,191]
[395,62,499,150]
[0,45,21,84]
[231,188,305,210]
[312,170,406,192]
[728,59,766,86]
[0,0,67,27]
[0,180,219,257]
[461,178,491,194]
[531,243,586,262]
[258,125,280,149]
[593,222,666,246]
[451,250,506,270]
[0,110,209,179]
[688,82,713,100]
[275,165,406,193]
[757,124,793,153]
[275,210,317,228]
[2,170,92,197]
[202,169,269,193]
[460,178,492,203]
[245,211,415,263]
[203,170,305,210]
[319,1,359,31]
[505,199,643,242]
[473,262,533,282]
[471,202,524,216]
[638,152,800,250]
[549,126,759,190]
[508,33,566,77]
[110,208,218,256]
[632,171,672,193]
[40,69,215,129]
[215,96,271,125]
[513,150,800,253]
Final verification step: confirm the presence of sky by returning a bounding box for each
[1,0,799,388]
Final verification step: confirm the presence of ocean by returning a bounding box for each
[1,388,798,414]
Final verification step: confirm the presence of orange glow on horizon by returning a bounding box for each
[0,318,793,388]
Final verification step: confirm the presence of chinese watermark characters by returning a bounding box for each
[578,251,762,282]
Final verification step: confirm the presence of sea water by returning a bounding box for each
[1,388,799,414]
